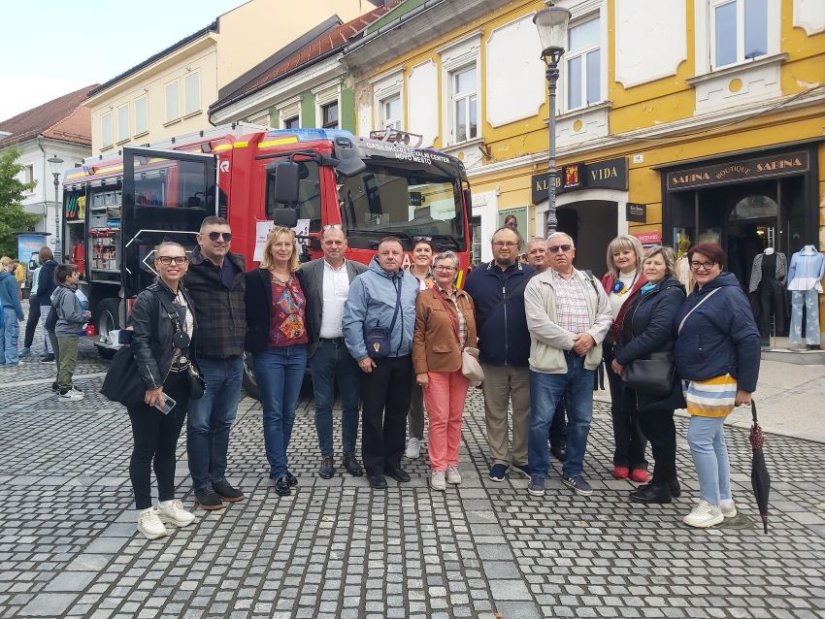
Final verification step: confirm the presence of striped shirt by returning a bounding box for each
[685,374,738,417]
[436,284,467,349]
[550,269,591,334]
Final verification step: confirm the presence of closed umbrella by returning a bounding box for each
[748,400,771,534]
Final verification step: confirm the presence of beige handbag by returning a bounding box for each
[462,347,484,383]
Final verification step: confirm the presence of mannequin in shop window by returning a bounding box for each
[749,247,787,347]
[787,245,825,350]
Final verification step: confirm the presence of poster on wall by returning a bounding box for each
[253,219,310,262]
[630,230,661,249]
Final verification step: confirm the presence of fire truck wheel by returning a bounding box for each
[95,298,121,360]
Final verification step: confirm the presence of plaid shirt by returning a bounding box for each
[436,284,468,349]
[550,269,591,334]
[185,247,247,359]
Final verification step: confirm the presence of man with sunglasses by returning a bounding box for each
[297,225,367,480]
[524,232,612,498]
[464,226,535,482]
[184,216,247,510]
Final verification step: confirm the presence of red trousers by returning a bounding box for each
[423,369,469,471]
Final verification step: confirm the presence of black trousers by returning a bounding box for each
[24,297,40,349]
[127,372,189,509]
[757,278,786,341]
[633,395,677,485]
[360,355,412,477]
[603,341,648,470]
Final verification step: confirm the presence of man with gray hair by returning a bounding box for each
[524,232,611,497]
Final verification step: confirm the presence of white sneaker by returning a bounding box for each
[720,499,737,519]
[405,437,421,459]
[446,465,462,485]
[58,388,84,401]
[683,500,724,528]
[157,499,196,528]
[430,471,446,491]
[137,508,169,540]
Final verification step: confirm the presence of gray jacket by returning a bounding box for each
[51,285,91,336]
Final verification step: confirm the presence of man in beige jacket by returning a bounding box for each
[523,232,612,498]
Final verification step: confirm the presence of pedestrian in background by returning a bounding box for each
[0,257,25,366]
[413,251,477,491]
[464,226,535,482]
[600,234,649,482]
[35,247,58,363]
[127,241,197,540]
[51,264,91,400]
[12,259,25,299]
[297,225,366,480]
[246,227,309,497]
[404,236,435,460]
[20,258,42,359]
[611,246,685,504]
[674,242,760,528]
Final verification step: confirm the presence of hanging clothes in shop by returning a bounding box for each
[787,245,824,348]
[749,249,787,345]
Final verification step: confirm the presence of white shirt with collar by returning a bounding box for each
[319,259,351,339]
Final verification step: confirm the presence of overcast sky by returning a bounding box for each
[0,0,244,121]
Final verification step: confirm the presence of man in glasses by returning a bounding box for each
[464,226,535,482]
[297,225,367,480]
[184,216,247,510]
[523,232,612,498]
[526,238,569,463]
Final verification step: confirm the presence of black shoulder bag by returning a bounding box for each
[364,275,403,358]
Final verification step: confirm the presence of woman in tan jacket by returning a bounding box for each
[413,251,478,491]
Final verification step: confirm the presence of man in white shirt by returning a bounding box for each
[297,226,367,479]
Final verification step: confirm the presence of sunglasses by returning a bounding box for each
[413,236,432,242]
[322,224,343,231]
[207,231,232,242]
[547,244,572,253]
[156,256,189,265]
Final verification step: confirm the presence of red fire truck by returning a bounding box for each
[61,126,473,366]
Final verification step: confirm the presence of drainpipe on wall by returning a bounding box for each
[36,136,50,232]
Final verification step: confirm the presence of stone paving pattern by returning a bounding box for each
[1,344,825,618]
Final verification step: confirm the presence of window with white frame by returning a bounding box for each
[22,164,34,192]
[321,101,339,129]
[278,97,302,130]
[565,17,601,110]
[101,112,113,147]
[451,65,478,143]
[711,0,768,69]
[379,94,402,129]
[165,81,180,123]
[184,71,200,116]
[283,116,300,129]
[117,104,129,143]
[134,96,148,135]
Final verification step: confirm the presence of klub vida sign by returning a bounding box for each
[531,157,628,204]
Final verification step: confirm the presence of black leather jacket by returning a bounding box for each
[129,279,198,391]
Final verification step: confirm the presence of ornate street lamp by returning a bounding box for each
[534,3,570,234]
[47,155,64,259]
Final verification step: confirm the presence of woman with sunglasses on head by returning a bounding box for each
[600,234,649,483]
[127,241,198,540]
[412,251,478,490]
[611,246,686,504]
[674,242,760,528]
[245,227,308,496]
[403,237,435,459]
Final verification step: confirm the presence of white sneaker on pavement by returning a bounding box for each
[683,500,724,528]
[58,388,84,401]
[446,465,462,485]
[430,471,446,491]
[137,508,169,540]
[157,499,196,527]
[720,499,737,519]
[405,437,421,459]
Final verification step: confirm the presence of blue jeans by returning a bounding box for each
[790,289,820,346]
[253,345,307,479]
[528,352,594,479]
[310,339,360,457]
[687,415,731,505]
[187,356,244,492]
[2,307,21,364]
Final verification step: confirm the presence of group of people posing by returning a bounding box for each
[123,216,760,540]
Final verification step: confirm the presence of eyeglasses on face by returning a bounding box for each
[434,265,456,272]
[156,256,189,265]
[690,260,716,271]
[493,241,518,248]
[207,231,232,242]
[547,244,572,253]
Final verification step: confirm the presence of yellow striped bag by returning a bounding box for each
[684,374,738,417]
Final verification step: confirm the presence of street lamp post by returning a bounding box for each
[47,155,64,260]
[533,3,570,235]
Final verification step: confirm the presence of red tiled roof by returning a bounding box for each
[0,84,98,149]
[214,0,402,110]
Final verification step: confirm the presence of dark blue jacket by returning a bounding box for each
[463,261,535,367]
[674,272,760,392]
[36,259,58,300]
[615,276,685,365]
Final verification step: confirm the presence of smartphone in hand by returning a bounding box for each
[155,392,177,415]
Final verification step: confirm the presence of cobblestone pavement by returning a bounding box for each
[1,345,825,619]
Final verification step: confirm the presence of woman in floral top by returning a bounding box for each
[245,227,308,496]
